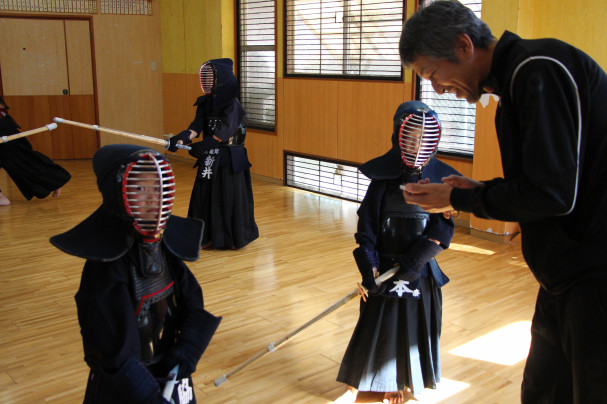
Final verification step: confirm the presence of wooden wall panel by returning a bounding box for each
[69,94,97,158]
[183,0,223,71]
[337,80,406,164]
[162,72,206,160]
[159,0,187,74]
[5,96,53,156]
[246,77,285,180]
[470,97,519,238]
[48,95,74,159]
[162,73,189,137]
[93,1,163,147]
[438,156,472,179]
[521,1,607,68]
[220,0,236,59]
[480,0,519,42]
[167,73,195,160]
[1,18,96,159]
[160,0,229,75]
[283,79,339,158]
[65,20,94,95]
[246,129,284,179]
[0,18,68,96]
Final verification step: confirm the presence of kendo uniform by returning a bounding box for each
[0,96,71,200]
[50,144,221,404]
[170,58,258,249]
[449,31,607,403]
[337,102,458,395]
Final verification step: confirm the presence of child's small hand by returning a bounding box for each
[442,210,460,219]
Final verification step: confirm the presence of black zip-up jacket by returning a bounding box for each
[451,31,607,293]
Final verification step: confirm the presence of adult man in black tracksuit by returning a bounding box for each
[399,1,607,403]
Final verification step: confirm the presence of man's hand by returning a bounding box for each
[441,175,483,189]
[401,182,454,213]
[401,175,483,213]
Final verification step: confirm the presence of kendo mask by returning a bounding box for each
[199,61,217,95]
[392,101,441,172]
[50,144,204,262]
[199,58,239,110]
[94,144,175,242]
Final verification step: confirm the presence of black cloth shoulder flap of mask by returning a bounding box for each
[50,144,204,262]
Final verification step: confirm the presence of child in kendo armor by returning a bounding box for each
[51,144,221,404]
[168,58,258,250]
[334,101,459,404]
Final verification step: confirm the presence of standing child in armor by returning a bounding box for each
[168,58,259,250]
[0,96,70,205]
[50,144,221,404]
[334,101,458,404]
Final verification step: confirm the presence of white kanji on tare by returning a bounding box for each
[200,152,217,179]
[177,378,193,404]
[389,280,420,297]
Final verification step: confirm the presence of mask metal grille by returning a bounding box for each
[122,153,175,240]
[199,62,217,95]
[398,109,441,170]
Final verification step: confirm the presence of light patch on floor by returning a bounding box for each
[447,242,496,255]
[449,321,532,365]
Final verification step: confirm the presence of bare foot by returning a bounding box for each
[332,386,358,404]
[51,188,62,198]
[201,241,213,250]
[383,390,407,404]
[0,191,10,206]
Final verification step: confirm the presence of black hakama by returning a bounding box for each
[187,146,258,249]
[337,266,442,395]
[337,153,457,396]
[0,137,71,200]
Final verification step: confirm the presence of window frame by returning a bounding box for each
[284,0,406,81]
[416,0,481,158]
[236,0,277,132]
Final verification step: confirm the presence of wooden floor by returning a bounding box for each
[0,157,539,404]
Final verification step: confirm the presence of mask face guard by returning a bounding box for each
[398,108,441,170]
[199,62,217,95]
[122,153,175,241]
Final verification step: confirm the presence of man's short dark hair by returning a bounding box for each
[399,0,494,67]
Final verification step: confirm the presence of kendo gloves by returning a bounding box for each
[382,237,443,298]
[167,130,193,152]
[100,357,170,403]
[156,309,222,380]
[353,246,380,293]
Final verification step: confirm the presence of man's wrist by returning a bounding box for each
[450,186,472,212]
